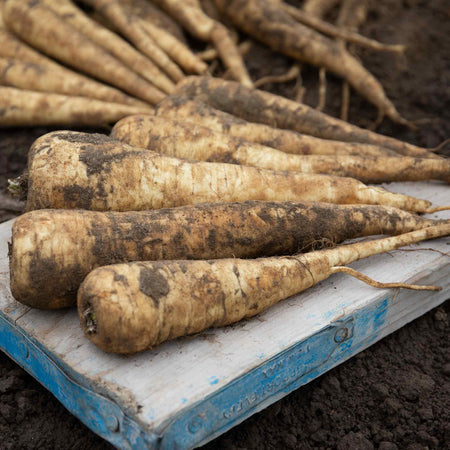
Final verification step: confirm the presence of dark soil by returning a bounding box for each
[0,0,449,448]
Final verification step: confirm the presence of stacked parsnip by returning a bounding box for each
[112,77,448,184]
[0,0,426,128]
[9,80,450,353]
[5,1,450,354]
[0,0,206,126]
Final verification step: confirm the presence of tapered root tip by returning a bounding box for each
[431,138,450,154]
[331,266,442,291]
[388,44,407,53]
[383,104,416,129]
[424,205,450,214]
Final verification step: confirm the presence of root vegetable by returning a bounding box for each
[0,13,150,106]
[335,0,369,121]
[111,0,206,73]
[0,57,148,108]
[154,96,398,157]
[112,115,450,184]
[78,222,450,353]
[10,202,443,309]
[280,2,404,53]
[3,0,166,105]
[214,0,407,125]
[176,76,441,159]
[114,0,187,42]
[80,0,185,82]
[40,0,175,95]
[25,131,434,213]
[138,19,208,75]
[151,0,253,87]
[0,87,152,127]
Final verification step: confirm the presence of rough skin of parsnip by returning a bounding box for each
[25,131,433,213]
[3,0,165,105]
[10,202,443,309]
[116,0,187,42]
[214,0,406,125]
[0,57,148,108]
[151,0,253,86]
[78,223,450,354]
[112,115,450,184]
[41,0,175,95]
[176,77,441,159]
[155,96,399,157]
[0,88,152,127]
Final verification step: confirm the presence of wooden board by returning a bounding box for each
[0,181,449,449]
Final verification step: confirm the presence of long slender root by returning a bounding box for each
[425,206,450,213]
[330,266,442,291]
[341,81,350,121]
[254,65,300,88]
[316,67,327,111]
[214,0,409,125]
[282,2,405,53]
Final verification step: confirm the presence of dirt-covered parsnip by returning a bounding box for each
[115,0,187,42]
[138,19,208,75]
[112,115,450,184]
[176,77,441,159]
[80,0,184,83]
[154,96,398,157]
[0,19,149,105]
[152,0,253,87]
[40,0,175,95]
[10,202,443,309]
[280,1,404,53]
[78,223,450,353]
[106,0,206,74]
[0,88,152,127]
[25,131,434,213]
[214,0,406,125]
[334,0,369,121]
[0,57,149,108]
[3,0,165,105]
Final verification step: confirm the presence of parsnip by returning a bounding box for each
[0,57,149,108]
[154,96,399,157]
[80,0,185,82]
[11,202,443,308]
[112,115,450,184]
[152,0,253,86]
[24,131,435,213]
[78,223,450,353]
[3,0,166,104]
[41,0,175,94]
[0,88,152,127]
[176,76,441,159]
[214,0,407,124]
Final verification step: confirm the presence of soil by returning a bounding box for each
[0,0,449,448]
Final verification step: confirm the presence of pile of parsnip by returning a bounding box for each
[0,0,439,127]
[4,0,450,355]
[8,75,450,354]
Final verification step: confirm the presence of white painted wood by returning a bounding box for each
[0,181,449,438]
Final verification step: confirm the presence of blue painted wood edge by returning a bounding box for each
[1,290,445,450]
[0,312,161,449]
[0,294,387,450]
[156,296,390,449]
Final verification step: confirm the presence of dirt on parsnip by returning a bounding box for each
[0,0,449,448]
